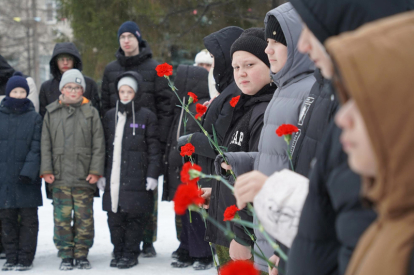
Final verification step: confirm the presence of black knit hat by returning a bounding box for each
[5,72,29,97]
[230,28,270,68]
[265,15,287,46]
[118,21,143,44]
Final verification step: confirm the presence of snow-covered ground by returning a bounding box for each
[0,181,216,274]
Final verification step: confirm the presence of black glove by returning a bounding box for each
[18,176,32,184]
[177,134,193,151]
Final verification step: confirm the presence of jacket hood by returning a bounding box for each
[265,3,314,87]
[115,40,153,67]
[0,55,15,85]
[290,0,411,44]
[115,71,144,109]
[327,11,414,217]
[175,65,209,102]
[50,42,82,80]
[203,26,243,93]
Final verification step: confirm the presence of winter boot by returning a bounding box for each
[117,257,138,269]
[75,257,91,269]
[0,248,6,260]
[142,243,156,258]
[110,256,121,268]
[15,260,33,271]
[171,249,194,268]
[2,260,17,271]
[172,247,188,259]
[193,256,214,270]
[59,258,73,271]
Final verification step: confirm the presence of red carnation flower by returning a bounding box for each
[223,205,240,221]
[155,63,173,77]
[188,92,198,103]
[180,143,195,157]
[275,124,299,137]
[195,103,207,119]
[173,182,205,215]
[230,95,240,107]
[220,260,259,275]
[180,162,202,185]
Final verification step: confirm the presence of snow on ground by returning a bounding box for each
[0,180,216,274]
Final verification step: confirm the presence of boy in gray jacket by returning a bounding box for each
[40,69,105,271]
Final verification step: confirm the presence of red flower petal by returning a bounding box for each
[173,182,204,215]
[223,205,240,221]
[275,124,299,137]
[220,260,259,275]
[180,143,195,157]
[180,162,202,185]
[230,95,240,107]
[195,103,207,119]
[187,92,198,103]
[155,63,173,77]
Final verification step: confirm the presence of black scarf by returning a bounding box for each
[2,97,32,113]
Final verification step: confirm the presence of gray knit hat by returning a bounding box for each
[59,69,86,92]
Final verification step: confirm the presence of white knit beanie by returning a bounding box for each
[194,49,213,66]
[117,76,138,93]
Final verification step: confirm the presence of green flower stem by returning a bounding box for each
[188,205,277,269]
[284,136,295,171]
[259,224,288,261]
[165,76,236,180]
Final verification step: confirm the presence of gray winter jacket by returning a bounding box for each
[217,3,315,273]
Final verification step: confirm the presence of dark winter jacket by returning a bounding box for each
[0,55,15,96]
[40,97,105,192]
[287,123,376,275]
[103,71,161,213]
[207,84,274,248]
[286,1,411,275]
[101,41,173,153]
[39,42,100,117]
[189,26,243,189]
[0,98,42,209]
[162,65,209,201]
[291,69,337,176]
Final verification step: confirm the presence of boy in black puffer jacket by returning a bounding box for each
[100,71,161,269]
[0,72,43,271]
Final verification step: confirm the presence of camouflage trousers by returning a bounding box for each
[142,187,158,244]
[52,187,94,259]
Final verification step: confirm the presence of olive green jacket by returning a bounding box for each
[40,97,105,191]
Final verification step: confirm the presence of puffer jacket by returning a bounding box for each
[39,43,100,117]
[0,99,42,209]
[162,65,209,201]
[100,41,173,153]
[221,3,315,273]
[40,97,105,192]
[102,71,160,213]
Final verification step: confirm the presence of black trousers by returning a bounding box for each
[107,210,150,259]
[179,210,212,258]
[0,208,39,262]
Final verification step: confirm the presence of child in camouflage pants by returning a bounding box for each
[40,69,105,271]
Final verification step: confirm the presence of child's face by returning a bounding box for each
[265,38,288,74]
[119,85,135,102]
[335,99,377,177]
[61,83,83,101]
[9,87,27,99]
[232,51,270,96]
[297,25,334,79]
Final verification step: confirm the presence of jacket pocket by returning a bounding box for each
[52,147,64,180]
[76,147,92,180]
